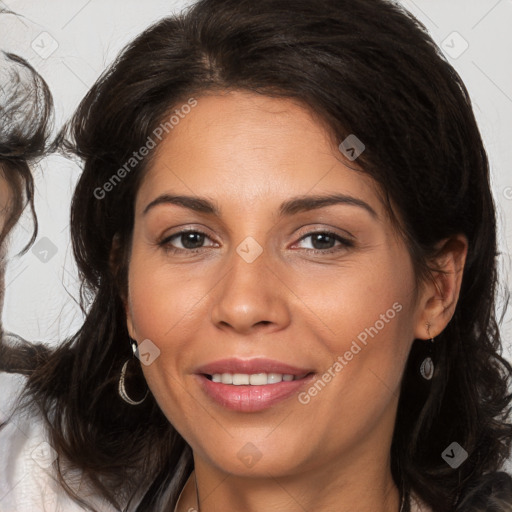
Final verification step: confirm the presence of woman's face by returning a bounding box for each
[126,90,428,479]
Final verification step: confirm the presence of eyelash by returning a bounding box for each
[158,228,354,255]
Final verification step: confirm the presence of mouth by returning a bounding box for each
[203,372,311,385]
[194,358,316,412]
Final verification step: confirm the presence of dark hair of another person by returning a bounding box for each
[0,44,54,368]
[2,0,512,511]
[0,51,53,246]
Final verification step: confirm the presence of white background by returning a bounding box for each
[0,0,511,363]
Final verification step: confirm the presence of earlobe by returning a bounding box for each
[414,234,468,340]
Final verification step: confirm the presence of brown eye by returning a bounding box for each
[295,231,354,253]
[175,232,206,249]
[308,233,337,250]
[159,229,216,253]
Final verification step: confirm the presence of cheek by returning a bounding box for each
[289,253,415,353]
[126,250,211,340]
[125,247,215,421]
[289,269,416,457]
[342,259,415,369]
[296,250,416,407]
[125,276,189,434]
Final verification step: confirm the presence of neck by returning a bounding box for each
[177,452,401,512]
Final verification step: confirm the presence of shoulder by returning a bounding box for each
[0,372,116,512]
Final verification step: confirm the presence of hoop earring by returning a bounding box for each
[118,339,149,405]
[420,337,435,380]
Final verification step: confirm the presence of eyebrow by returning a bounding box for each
[143,193,378,219]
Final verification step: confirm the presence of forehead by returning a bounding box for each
[135,90,384,216]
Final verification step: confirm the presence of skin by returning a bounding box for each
[0,170,12,334]
[125,90,467,512]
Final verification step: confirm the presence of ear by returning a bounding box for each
[414,234,468,340]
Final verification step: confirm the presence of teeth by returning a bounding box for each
[233,373,250,385]
[249,373,267,385]
[221,373,233,384]
[210,372,303,385]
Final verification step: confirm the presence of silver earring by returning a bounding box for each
[420,337,435,380]
[118,339,149,405]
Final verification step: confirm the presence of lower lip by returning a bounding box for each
[196,374,314,412]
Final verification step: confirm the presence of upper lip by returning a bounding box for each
[195,358,314,376]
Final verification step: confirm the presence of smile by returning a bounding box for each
[207,372,309,385]
[196,372,315,412]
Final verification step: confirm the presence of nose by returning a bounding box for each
[210,242,291,335]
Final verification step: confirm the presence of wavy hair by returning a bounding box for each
[2,0,512,511]
[0,49,53,247]
[0,47,54,353]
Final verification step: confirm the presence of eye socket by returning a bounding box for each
[293,231,354,253]
[159,229,217,252]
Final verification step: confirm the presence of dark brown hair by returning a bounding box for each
[2,0,512,510]
[0,51,53,247]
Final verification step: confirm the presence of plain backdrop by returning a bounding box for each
[0,1,511,357]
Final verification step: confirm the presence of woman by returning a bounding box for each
[1,0,512,510]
